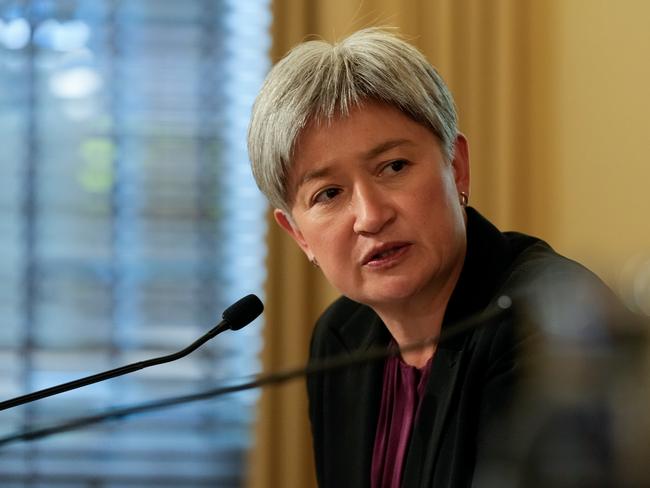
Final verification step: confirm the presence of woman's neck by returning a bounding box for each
[373,264,462,368]
[378,302,445,368]
[375,299,449,368]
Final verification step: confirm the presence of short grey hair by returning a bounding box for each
[247,27,458,213]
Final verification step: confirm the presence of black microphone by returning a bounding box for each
[0,296,513,446]
[0,294,263,412]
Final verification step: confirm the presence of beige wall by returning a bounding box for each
[533,1,650,304]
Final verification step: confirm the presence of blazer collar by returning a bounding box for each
[441,207,513,347]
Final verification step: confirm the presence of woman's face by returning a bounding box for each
[274,101,470,309]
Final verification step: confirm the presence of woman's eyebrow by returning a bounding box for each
[297,166,333,190]
[362,138,412,160]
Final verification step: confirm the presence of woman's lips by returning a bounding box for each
[363,243,411,268]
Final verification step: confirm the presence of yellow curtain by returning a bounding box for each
[247,1,650,486]
[246,2,533,487]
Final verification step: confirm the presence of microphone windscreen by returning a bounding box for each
[222,294,264,330]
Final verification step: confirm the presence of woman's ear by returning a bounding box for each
[451,133,470,196]
[273,209,314,260]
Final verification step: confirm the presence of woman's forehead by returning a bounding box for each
[292,102,439,164]
[284,103,444,198]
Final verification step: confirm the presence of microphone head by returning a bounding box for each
[222,294,264,331]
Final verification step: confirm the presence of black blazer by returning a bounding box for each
[307,208,609,487]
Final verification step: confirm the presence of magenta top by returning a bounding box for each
[371,352,433,488]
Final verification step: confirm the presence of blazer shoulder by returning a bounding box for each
[498,233,622,347]
[502,233,608,296]
[310,296,383,357]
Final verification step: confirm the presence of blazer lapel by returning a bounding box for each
[401,346,465,487]
[322,309,390,487]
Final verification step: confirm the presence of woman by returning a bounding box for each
[248,28,612,488]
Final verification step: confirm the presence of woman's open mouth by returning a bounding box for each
[363,243,411,267]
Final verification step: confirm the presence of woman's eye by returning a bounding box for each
[383,160,407,174]
[313,187,341,204]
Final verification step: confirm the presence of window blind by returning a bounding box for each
[0,0,270,486]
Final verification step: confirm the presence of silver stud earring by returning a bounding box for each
[459,192,469,207]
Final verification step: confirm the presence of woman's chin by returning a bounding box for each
[352,283,426,309]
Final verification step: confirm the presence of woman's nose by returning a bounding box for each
[351,185,395,235]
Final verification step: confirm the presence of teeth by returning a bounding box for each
[375,248,398,260]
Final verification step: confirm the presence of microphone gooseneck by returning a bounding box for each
[0,296,512,447]
[0,294,264,412]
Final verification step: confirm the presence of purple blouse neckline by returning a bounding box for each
[371,352,433,488]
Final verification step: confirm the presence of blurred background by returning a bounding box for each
[1,0,649,487]
[0,0,270,486]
